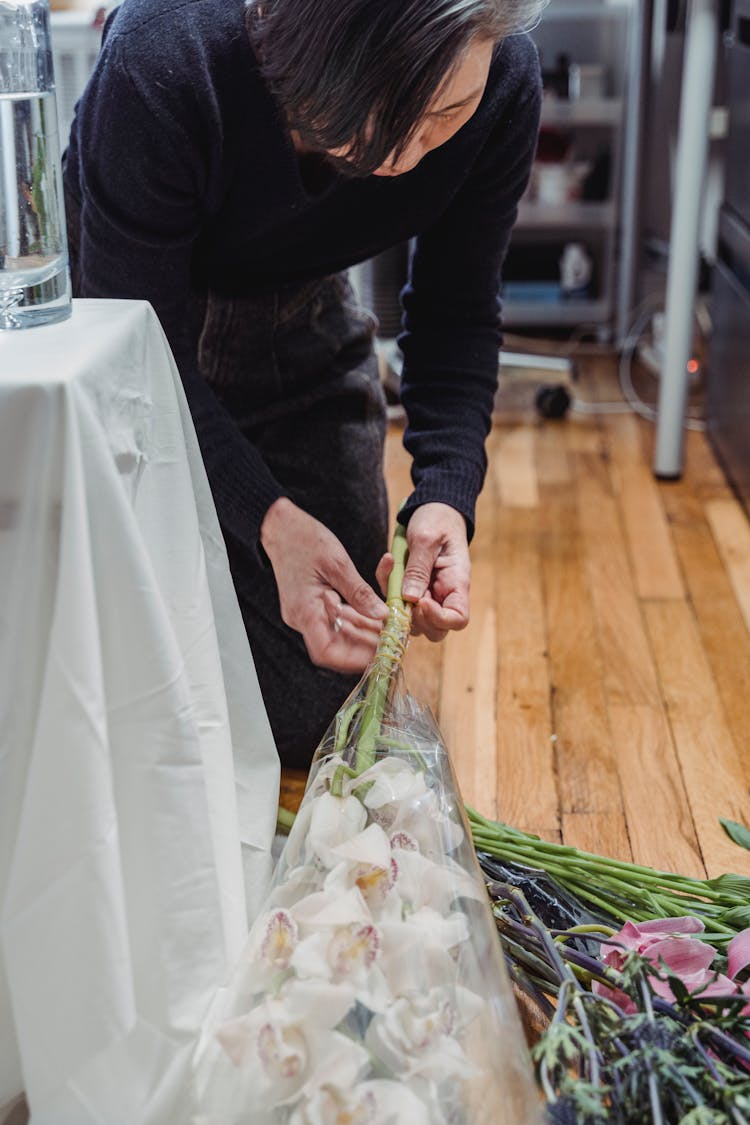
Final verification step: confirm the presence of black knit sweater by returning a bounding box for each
[63,0,541,548]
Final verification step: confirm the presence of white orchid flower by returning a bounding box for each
[365,986,481,1084]
[375,909,469,998]
[290,918,394,1014]
[387,786,465,856]
[203,737,500,1124]
[307,791,369,868]
[356,1080,433,1125]
[215,977,360,1109]
[291,883,373,929]
[358,758,429,816]
[288,1078,433,1125]
[229,908,300,995]
[291,920,379,981]
[288,1083,377,1125]
[269,863,325,910]
[322,823,400,917]
[392,848,485,914]
[342,758,464,855]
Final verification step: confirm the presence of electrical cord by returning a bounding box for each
[381,297,707,430]
[569,296,706,429]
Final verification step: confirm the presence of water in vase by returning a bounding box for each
[0,0,71,329]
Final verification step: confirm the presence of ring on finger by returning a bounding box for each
[333,615,344,634]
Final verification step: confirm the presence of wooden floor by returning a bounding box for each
[380,353,750,880]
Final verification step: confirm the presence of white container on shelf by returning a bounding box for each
[568,62,607,101]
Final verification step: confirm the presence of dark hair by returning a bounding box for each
[246,0,545,176]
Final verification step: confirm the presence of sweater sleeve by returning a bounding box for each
[68,35,285,556]
[397,38,542,539]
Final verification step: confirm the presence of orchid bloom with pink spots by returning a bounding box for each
[594,917,750,1015]
[215,978,363,1110]
[195,752,532,1124]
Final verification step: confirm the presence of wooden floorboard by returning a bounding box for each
[706,497,750,636]
[659,484,750,770]
[438,465,500,818]
[644,599,750,877]
[381,352,750,879]
[608,414,685,601]
[537,478,626,845]
[492,503,557,837]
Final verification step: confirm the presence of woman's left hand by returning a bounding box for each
[376,502,471,642]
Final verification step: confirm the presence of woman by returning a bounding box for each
[64,0,544,767]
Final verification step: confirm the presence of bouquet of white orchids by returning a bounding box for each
[192,525,540,1125]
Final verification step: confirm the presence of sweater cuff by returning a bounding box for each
[203,443,287,559]
[397,465,485,542]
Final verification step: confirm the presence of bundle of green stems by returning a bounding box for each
[468,806,750,954]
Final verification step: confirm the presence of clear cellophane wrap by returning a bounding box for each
[192,600,541,1124]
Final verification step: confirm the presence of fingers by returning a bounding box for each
[400,549,432,604]
[375,552,394,597]
[401,503,468,604]
[310,589,382,672]
[312,553,395,670]
[311,621,380,673]
[409,591,467,641]
[410,613,448,643]
[321,588,382,636]
[401,503,472,641]
[307,555,386,671]
[332,555,388,623]
[261,499,390,671]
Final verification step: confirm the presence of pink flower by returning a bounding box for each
[728,929,750,1019]
[594,918,750,1014]
[728,928,750,983]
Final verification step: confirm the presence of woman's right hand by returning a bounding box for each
[260,497,388,673]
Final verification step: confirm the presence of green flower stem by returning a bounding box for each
[329,763,359,798]
[484,848,732,928]
[469,806,746,938]
[473,836,640,919]
[572,992,601,1090]
[493,929,560,987]
[471,812,649,876]
[277,806,296,832]
[558,925,616,938]
[386,520,410,604]
[470,819,742,902]
[352,522,411,778]
[334,701,363,755]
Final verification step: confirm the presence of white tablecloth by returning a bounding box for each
[0,300,280,1124]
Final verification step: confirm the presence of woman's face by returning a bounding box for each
[327,37,495,177]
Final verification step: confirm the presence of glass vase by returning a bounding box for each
[0,0,71,330]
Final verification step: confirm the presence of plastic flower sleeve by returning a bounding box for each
[192,533,542,1125]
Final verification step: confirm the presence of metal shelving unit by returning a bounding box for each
[540,96,623,127]
[503,297,611,327]
[517,200,616,228]
[503,0,635,338]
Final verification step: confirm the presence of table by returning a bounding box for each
[0,300,280,1124]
